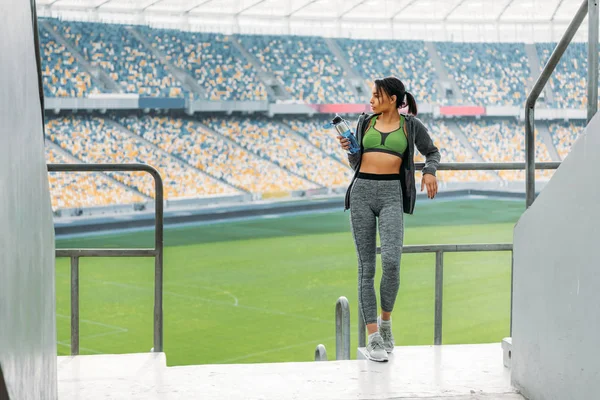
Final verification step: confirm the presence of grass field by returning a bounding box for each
[55,198,524,366]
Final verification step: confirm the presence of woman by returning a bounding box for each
[337,76,441,362]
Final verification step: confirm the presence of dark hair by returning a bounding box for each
[374,77,418,116]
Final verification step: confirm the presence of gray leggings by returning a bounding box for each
[349,172,404,325]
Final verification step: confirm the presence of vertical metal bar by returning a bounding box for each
[510,251,514,337]
[525,107,536,209]
[358,305,366,348]
[434,251,444,345]
[314,344,327,361]
[525,0,588,208]
[153,170,164,353]
[335,296,351,360]
[589,0,599,123]
[71,256,80,356]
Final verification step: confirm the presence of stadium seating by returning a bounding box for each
[436,42,530,106]
[45,115,238,199]
[419,117,496,182]
[285,115,494,182]
[202,116,352,187]
[136,27,268,101]
[337,39,440,104]
[285,117,350,166]
[547,120,586,159]
[46,146,145,210]
[457,118,554,180]
[536,42,588,109]
[46,19,184,97]
[116,115,318,194]
[39,25,103,97]
[237,34,356,104]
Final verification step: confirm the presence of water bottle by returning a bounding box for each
[323,114,360,154]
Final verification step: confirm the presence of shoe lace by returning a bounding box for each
[370,339,385,351]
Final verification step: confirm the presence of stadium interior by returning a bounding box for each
[38,17,590,214]
[4,0,599,398]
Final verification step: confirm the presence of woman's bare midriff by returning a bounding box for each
[359,152,402,174]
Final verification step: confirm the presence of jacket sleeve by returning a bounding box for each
[413,117,441,176]
[348,152,360,170]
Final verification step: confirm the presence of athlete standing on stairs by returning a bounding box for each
[337,76,441,362]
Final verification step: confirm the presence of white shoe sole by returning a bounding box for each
[365,352,388,362]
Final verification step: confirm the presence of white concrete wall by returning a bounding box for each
[0,1,57,398]
[511,113,600,399]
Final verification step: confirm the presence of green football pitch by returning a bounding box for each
[55,198,524,366]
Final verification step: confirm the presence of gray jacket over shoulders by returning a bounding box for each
[344,112,441,215]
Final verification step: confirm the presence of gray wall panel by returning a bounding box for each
[0,1,57,398]
[512,113,600,399]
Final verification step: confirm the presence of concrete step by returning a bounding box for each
[57,343,523,399]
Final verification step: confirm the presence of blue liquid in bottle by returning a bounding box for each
[323,114,360,154]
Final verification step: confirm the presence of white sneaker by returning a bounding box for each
[365,332,388,362]
[377,316,395,353]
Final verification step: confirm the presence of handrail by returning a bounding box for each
[416,162,560,171]
[335,296,351,360]
[525,0,590,208]
[48,163,164,355]
[358,243,513,348]
[588,0,599,123]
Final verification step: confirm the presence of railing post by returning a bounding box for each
[153,169,164,353]
[70,256,80,356]
[358,299,366,348]
[589,0,599,123]
[434,250,444,345]
[335,296,350,360]
[314,344,327,361]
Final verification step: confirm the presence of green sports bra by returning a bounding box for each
[362,115,408,159]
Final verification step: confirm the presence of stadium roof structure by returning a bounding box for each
[36,0,594,42]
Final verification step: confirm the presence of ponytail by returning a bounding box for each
[405,91,418,116]
[374,76,418,116]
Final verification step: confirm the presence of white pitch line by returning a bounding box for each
[56,313,128,333]
[217,335,336,364]
[166,281,239,306]
[57,341,103,355]
[62,276,331,324]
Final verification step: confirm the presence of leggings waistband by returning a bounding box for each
[357,172,401,181]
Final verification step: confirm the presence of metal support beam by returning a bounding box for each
[338,0,367,19]
[551,0,566,21]
[391,0,417,20]
[235,0,267,16]
[443,0,467,21]
[183,0,214,14]
[285,0,318,17]
[588,0,599,123]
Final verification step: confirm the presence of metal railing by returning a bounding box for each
[48,163,164,355]
[526,0,598,208]
[335,296,351,360]
[357,243,513,348]
[354,161,560,348]
[314,344,327,361]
